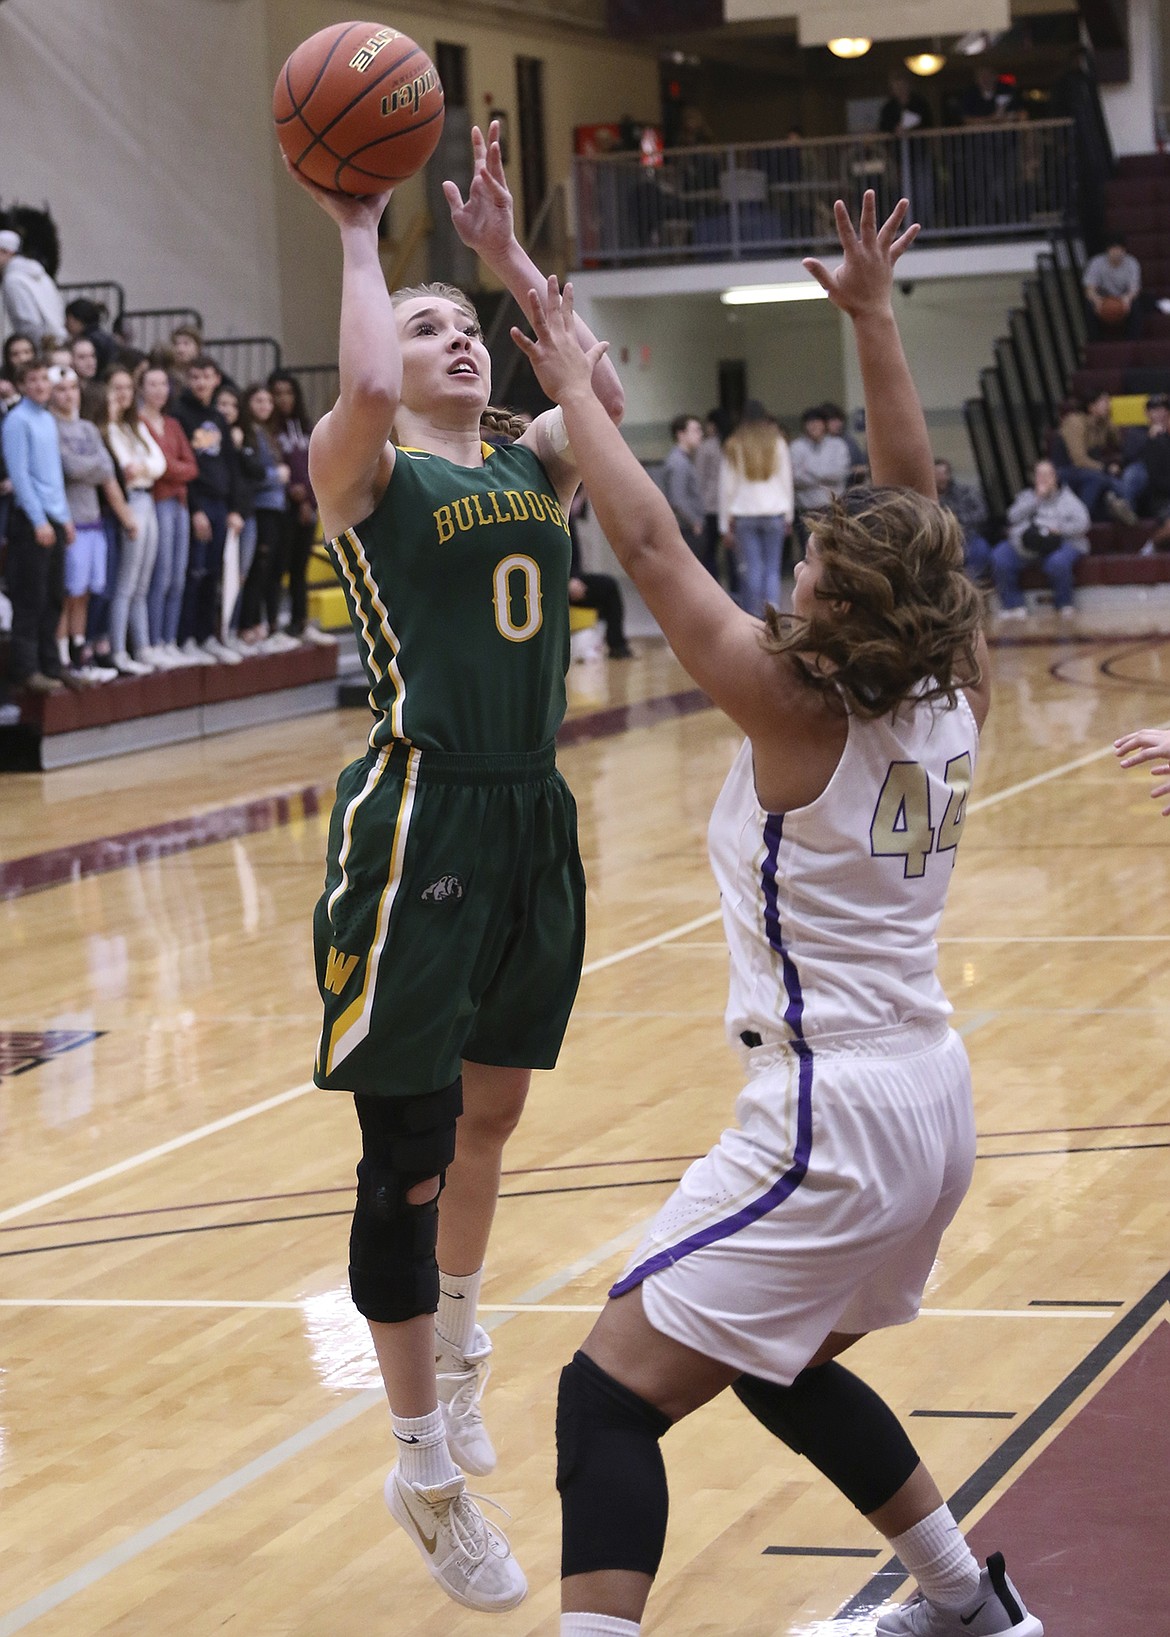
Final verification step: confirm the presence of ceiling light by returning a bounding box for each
[905,51,946,75]
[827,37,871,58]
[720,283,829,306]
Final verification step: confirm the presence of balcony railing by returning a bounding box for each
[573,120,1077,268]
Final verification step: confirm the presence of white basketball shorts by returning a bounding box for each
[610,1020,976,1384]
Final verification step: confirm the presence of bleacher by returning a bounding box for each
[965,151,1170,593]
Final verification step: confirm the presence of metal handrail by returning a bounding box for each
[121,306,203,353]
[58,280,126,327]
[203,335,283,386]
[573,120,1078,268]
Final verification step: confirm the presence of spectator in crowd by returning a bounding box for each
[1,358,77,693]
[661,412,709,569]
[821,402,868,485]
[567,490,633,658]
[1130,393,1170,553]
[100,366,167,674]
[69,334,107,420]
[960,66,1024,124]
[235,383,293,650]
[879,71,933,135]
[173,355,245,663]
[63,298,119,372]
[992,458,1090,618]
[268,369,332,644]
[790,403,850,519]
[170,325,203,370]
[695,408,734,595]
[935,458,993,580]
[139,364,199,665]
[2,334,37,407]
[718,399,793,617]
[48,364,136,681]
[1054,391,1141,521]
[0,229,66,348]
[1082,236,1143,340]
[213,383,263,656]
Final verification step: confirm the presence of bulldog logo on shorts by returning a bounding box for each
[421,874,464,903]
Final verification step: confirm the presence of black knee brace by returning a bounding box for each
[348,1080,462,1324]
[556,1350,673,1580]
[733,1361,920,1516]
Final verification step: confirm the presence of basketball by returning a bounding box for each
[1098,295,1128,325]
[274,21,445,195]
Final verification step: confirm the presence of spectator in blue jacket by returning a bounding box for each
[1,359,78,692]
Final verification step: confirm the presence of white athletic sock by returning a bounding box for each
[889,1504,981,1611]
[57,636,70,667]
[391,1407,460,1489]
[436,1266,483,1358]
[561,1615,641,1637]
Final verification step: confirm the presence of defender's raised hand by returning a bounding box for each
[1115,727,1170,815]
[510,276,609,405]
[443,121,515,262]
[804,191,919,318]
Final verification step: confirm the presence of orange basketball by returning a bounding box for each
[1098,295,1128,326]
[274,21,445,196]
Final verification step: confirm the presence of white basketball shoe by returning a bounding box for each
[876,1553,1043,1636]
[436,1324,496,1475]
[383,1466,527,1612]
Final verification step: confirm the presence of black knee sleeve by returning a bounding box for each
[733,1361,920,1516]
[556,1351,672,1580]
[348,1080,462,1324]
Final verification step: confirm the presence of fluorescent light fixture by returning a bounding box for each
[827,36,872,58]
[905,51,946,75]
[721,283,828,305]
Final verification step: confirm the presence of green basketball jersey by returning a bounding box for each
[327,441,572,753]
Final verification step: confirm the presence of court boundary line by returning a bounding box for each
[0,1298,1119,1320]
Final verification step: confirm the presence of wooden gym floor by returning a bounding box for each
[1,619,1168,1636]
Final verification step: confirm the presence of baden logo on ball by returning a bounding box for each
[274,20,445,195]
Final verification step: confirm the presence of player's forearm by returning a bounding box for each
[337,222,401,406]
[560,386,683,575]
[493,241,624,419]
[852,309,935,498]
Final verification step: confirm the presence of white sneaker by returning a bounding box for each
[300,622,339,646]
[876,1553,1043,1637]
[1057,603,1076,618]
[202,635,242,665]
[383,1466,527,1612]
[437,1326,496,1476]
[112,651,152,676]
[139,645,174,669]
[264,630,301,653]
[997,605,1028,622]
[180,638,216,666]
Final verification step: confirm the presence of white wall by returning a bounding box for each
[586,292,846,457]
[0,0,282,339]
[1100,0,1163,156]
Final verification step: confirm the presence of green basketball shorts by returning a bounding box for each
[313,741,586,1098]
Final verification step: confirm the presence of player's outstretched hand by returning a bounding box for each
[1115,726,1170,815]
[511,276,609,404]
[443,120,515,262]
[804,190,919,319]
[281,155,392,231]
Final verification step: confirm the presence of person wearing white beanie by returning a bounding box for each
[0,228,67,348]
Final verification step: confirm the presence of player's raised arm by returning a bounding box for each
[284,164,399,535]
[807,191,991,725]
[804,192,929,496]
[444,122,623,497]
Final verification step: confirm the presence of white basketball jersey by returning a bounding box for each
[708,690,979,1046]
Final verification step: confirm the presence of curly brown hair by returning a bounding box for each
[765,486,984,720]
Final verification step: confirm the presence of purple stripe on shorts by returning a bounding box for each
[610,814,814,1299]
